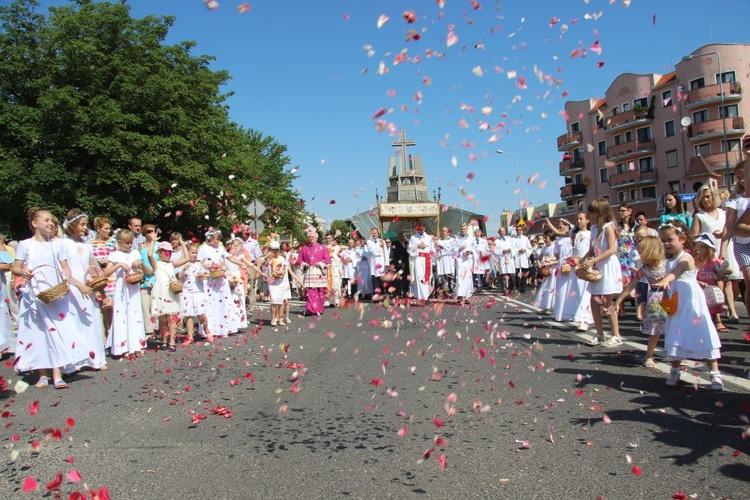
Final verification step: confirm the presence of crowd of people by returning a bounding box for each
[1,162,749,391]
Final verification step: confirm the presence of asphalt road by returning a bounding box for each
[1,290,749,499]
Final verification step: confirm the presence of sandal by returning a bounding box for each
[53,379,69,389]
[35,376,50,389]
[716,323,729,333]
[168,345,176,352]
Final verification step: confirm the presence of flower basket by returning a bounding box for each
[575,264,602,283]
[169,280,183,294]
[31,264,70,304]
[560,257,580,276]
[85,265,108,292]
[125,271,144,285]
[209,268,225,279]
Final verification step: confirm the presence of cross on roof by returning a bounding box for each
[392,129,416,174]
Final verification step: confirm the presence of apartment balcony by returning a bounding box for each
[608,167,658,188]
[685,82,743,109]
[693,152,733,169]
[606,140,656,161]
[603,108,654,134]
[557,131,583,151]
[688,116,745,142]
[560,183,587,200]
[559,157,585,176]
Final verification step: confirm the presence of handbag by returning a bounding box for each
[659,289,679,316]
[702,284,725,309]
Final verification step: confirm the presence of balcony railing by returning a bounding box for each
[559,157,585,176]
[688,116,744,140]
[606,140,656,160]
[609,167,658,187]
[604,108,653,132]
[686,82,742,108]
[557,131,582,151]
[560,183,587,199]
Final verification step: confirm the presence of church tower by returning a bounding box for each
[386,130,430,202]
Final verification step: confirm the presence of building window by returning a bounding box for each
[614,134,622,145]
[618,191,627,202]
[597,141,606,156]
[611,106,619,116]
[616,162,626,174]
[634,97,648,108]
[723,139,740,153]
[625,130,633,143]
[726,172,735,187]
[576,200,585,211]
[595,114,604,129]
[629,189,637,200]
[668,181,680,193]
[642,186,657,199]
[571,122,580,133]
[622,102,630,112]
[602,195,610,203]
[574,173,584,184]
[662,90,672,107]
[666,149,679,168]
[639,157,654,172]
[599,167,609,183]
[695,143,711,156]
[716,71,736,84]
[636,127,652,143]
[664,120,675,137]
[693,109,709,124]
[690,77,705,90]
[720,104,739,118]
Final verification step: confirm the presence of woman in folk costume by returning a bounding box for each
[198,229,246,337]
[408,222,435,302]
[296,230,331,315]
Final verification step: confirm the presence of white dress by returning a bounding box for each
[106,249,146,356]
[355,246,373,295]
[180,263,208,317]
[61,238,106,370]
[571,230,594,324]
[225,257,248,330]
[553,237,577,321]
[198,244,233,337]
[14,238,88,371]
[534,244,557,310]
[408,232,434,300]
[151,261,180,316]
[454,235,475,299]
[267,256,289,305]
[588,222,623,295]
[664,251,721,360]
[0,252,15,353]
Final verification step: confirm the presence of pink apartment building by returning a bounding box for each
[557,43,749,218]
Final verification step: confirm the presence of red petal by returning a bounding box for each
[22,477,38,492]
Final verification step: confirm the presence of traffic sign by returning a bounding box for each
[245,199,266,217]
[249,219,265,235]
[516,219,526,227]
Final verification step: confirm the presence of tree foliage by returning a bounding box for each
[0,0,306,240]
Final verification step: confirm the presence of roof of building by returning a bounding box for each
[685,155,722,179]
[653,71,676,89]
[589,98,607,113]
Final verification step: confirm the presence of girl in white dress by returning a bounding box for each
[104,229,146,358]
[571,212,594,330]
[225,238,249,332]
[179,243,212,343]
[197,230,246,338]
[582,198,623,347]
[533,231,557,311]
[552,220,578,322]
[61,209,106,370]
[655,222,723,390]
[266,241,288,326]
[11,208,88,388]
[148,241,188,351]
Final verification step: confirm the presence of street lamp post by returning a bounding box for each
[682,51,730,187]
[496,149,522,229]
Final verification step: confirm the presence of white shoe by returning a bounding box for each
[586,336,601,346]
[666,368,681,387]
[577,322,589,332]
[709,372,724,391]
[602,337,623,347]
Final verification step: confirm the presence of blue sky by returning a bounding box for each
[33,0,750,233]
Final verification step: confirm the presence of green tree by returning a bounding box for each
[0,0,306,240]
[329,219,353,244]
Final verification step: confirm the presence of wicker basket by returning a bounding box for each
[169,280,183,294]
[539,267,551,278]
[209,268,225,279]
[125,271,144,284]
[31,264,70,304]
[85,265,108,292]
[575,264,602,283]
[560,257,580,276]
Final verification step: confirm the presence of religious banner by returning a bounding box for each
[378,202,440,218]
